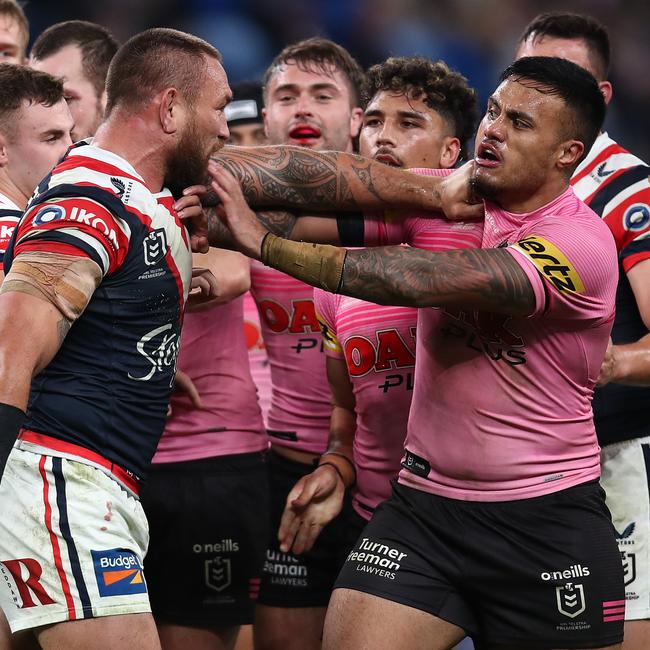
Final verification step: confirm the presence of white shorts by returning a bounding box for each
[0,444,150,632]
[601,435,650,620]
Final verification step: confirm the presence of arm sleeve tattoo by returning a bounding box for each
[211,145,439,212]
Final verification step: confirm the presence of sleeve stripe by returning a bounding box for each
[56,228,110,274]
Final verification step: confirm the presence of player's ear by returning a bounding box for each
[0,131,9,168]
[262,107,270,139]
[439,137,461,169]
[159,87,184,135]
[557,139,584,173]
[349,107,364,140]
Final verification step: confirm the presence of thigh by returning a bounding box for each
[0,450,150,635]
[141,453,270,627]
[334,484,478,636]
[323,588,465,650]
[254,605,326,650]
[36,612,160,650]
[601,437,650,622]
[463,481,625,649]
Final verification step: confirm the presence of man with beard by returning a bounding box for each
[0,28,230,650]
[208,56,623,649]
[30,20,119,143]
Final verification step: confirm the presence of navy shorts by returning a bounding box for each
[257,450,361,608]
[336,481,625,649]
[141,451,270,626]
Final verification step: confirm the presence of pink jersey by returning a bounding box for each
[243,290,272,425]
[153,295,267,463]
[396,188,617,501]
[250,260,331,454]
[316,290,417,519]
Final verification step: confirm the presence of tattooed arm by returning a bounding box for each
[0,252,101,410]
[211,165,535,316]
[208,147,482,219]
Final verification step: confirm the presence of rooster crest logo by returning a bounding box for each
[111,177,126,198]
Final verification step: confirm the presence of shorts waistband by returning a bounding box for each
[17,430,140,495]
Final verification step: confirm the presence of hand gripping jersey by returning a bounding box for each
[250,261,331,455]
[4,142,192,480]
[396,188,617,501]
[0,191,21,264]
[315,290,417,519]
[153,295,267,463]
[572,132,650,445]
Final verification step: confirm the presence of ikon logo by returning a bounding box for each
[556,583,586,619]
[205,556,231,592]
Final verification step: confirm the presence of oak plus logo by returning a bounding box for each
[346,538,408,581]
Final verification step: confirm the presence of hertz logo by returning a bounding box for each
[513,236,585,294]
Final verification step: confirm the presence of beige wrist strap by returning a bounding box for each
[261,233,346,293]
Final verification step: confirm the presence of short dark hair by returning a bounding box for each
[0,63,64,136]
[0,0,29,56]
[105,28,221,115]
[264,37,365,107]
[364,56,478,160]
[519,12,610,80]
[498,56,606,167]
[31,21,119,99]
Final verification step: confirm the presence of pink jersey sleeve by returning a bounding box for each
[506,215,617,324]
[314,289,344,360]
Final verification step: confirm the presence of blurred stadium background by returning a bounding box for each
[23,0,650,158]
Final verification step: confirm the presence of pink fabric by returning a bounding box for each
[315,290,417,520]
[250,261,331,454]
[153,295,267,463]
[243,290,272,426]
[396,188,618,500]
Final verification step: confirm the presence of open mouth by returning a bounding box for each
[288,125,322,143]
[476,141,502,167]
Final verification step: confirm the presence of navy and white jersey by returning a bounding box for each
[5,142,192,479]
[571,132,650,446]
[0,191,22,264]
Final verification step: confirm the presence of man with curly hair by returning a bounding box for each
[275,55,481,560]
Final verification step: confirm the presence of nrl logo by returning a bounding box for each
[205,556,231,592]
[143,228,167,266]
[556,583,586,619]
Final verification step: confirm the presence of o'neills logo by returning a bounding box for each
[346,538,408,580]
[541,564,590,581]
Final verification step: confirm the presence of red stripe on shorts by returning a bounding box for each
[39,455,77,620]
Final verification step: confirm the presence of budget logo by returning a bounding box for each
[143,228,167,266]
[91,549,147,597]
[205,556,231,592]
[556,583,586,619]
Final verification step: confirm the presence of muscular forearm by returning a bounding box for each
[606,335,650,386]
[261,236,535,315]
[207,206,300,249]
[211,145,441,213]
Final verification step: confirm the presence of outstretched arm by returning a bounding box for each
[208,147,482,219]
[210,165,535,317]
